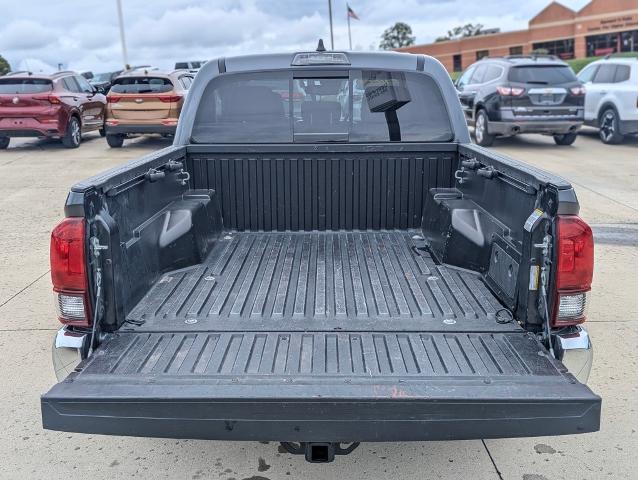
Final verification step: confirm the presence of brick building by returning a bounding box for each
[398,0,638,72]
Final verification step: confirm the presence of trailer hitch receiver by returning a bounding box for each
[279,442,360,463]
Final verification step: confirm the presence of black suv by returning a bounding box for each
[455,55,585,146]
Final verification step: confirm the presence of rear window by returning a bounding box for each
[110,77,173,94]
[0,78,52,94]
[508,65,577,84]
[192,70,453,143]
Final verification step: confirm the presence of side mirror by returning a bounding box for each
[95,86,105,95]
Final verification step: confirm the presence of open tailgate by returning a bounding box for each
[42,330,600,442]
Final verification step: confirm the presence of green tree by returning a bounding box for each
[435,23,493,42]
[0,55,10,76]
[379,22,415,50]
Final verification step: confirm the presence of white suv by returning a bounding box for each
[577,57,638,144]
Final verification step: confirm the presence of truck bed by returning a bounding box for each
[125,230,517,333]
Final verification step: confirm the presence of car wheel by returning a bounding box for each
[474,110,495,147]
[553,132,578,146]
[62,117,81,148]
[99,127,106,137]
[0,137,9,149]
[106,134,125,148]
[598,108,624,144]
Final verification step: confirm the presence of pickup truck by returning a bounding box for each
[42,48,600,463]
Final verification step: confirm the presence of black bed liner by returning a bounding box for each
[125,230,515,333]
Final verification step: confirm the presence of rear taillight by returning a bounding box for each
[33,94,61,104]
[552,215,594,326]
[50,218,91,327]
[107,95,122,103]
[570,86,586,96]
[158,95,183,103]
[496,86,525,96]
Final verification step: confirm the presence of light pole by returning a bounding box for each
[328,0,334,50]
[116,0,129,69]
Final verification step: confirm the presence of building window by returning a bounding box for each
[586,30,638,57]
[453,54,462,72]
[509,46,523,55]
[476,50,489,60]
[532,38,574,59]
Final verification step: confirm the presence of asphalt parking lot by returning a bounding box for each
[0,131,636,480]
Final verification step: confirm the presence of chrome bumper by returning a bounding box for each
[52,327,88,381]
[554,326,593,384]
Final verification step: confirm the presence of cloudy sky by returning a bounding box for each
[0,0,590,73]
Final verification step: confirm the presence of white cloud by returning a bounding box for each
[0,0,592,73]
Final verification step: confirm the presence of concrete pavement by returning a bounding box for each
[0,131,635,479]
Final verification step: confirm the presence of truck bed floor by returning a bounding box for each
[125,230,517,333]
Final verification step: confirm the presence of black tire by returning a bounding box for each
[598,107,624,144]
[0,137,9,150]
[62,117,81,148]
[99,127,106,137]
[106,134,125,148]
[553,132,578,146]
[473,110,495,147]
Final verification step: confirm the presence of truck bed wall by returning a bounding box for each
[186,147,457,231]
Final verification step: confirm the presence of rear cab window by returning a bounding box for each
[111,77,173,94]
[508,65,577,84]
[192,69,453,143]
[0,78,52,94]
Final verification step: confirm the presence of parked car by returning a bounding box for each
[456,55,585,146]
[175,60,205,72]
[42,50,600,463]
[104,69,194,147]
[577,56,638,144]
[89,70,122,94]
[0,71,106,149]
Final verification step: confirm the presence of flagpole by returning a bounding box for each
[328,0,334,50]
[116,0,129,69]
[348,13,352,50]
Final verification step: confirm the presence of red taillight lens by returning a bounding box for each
[570,86,586,96]
[496,86,525,96]
[50,218,91,326]
[553,215,594,326]
[107,95,122,103]
[158,95,183,103]
[33,94,61,104]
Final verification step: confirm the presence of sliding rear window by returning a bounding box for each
[0,78,52,94]
[192,69,453,143]
[508,65,577,84]
[110,77,173,94]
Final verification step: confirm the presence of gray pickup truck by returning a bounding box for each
[42,48,600,463]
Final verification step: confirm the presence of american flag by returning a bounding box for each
[347,4,360,20]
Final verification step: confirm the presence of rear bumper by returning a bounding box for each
[489,120,583,136]
[105,124,176,135]
[41,381,600,442]
[0,119,62,138]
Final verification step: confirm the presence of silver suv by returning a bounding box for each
[578,56,638,144]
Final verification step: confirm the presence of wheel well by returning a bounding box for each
[70,111,81,126]
[597,102,618,123]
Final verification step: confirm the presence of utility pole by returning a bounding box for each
[328,0,334,50]
[347,12,352,50]
[116,0,130,69]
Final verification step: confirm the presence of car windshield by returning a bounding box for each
[0,78,52,94]
[110,77,173,94]
[92,73,112,82]
[508,65,577,84]
[191,69,453,143]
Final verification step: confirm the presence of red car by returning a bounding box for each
[0,71,107,149]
